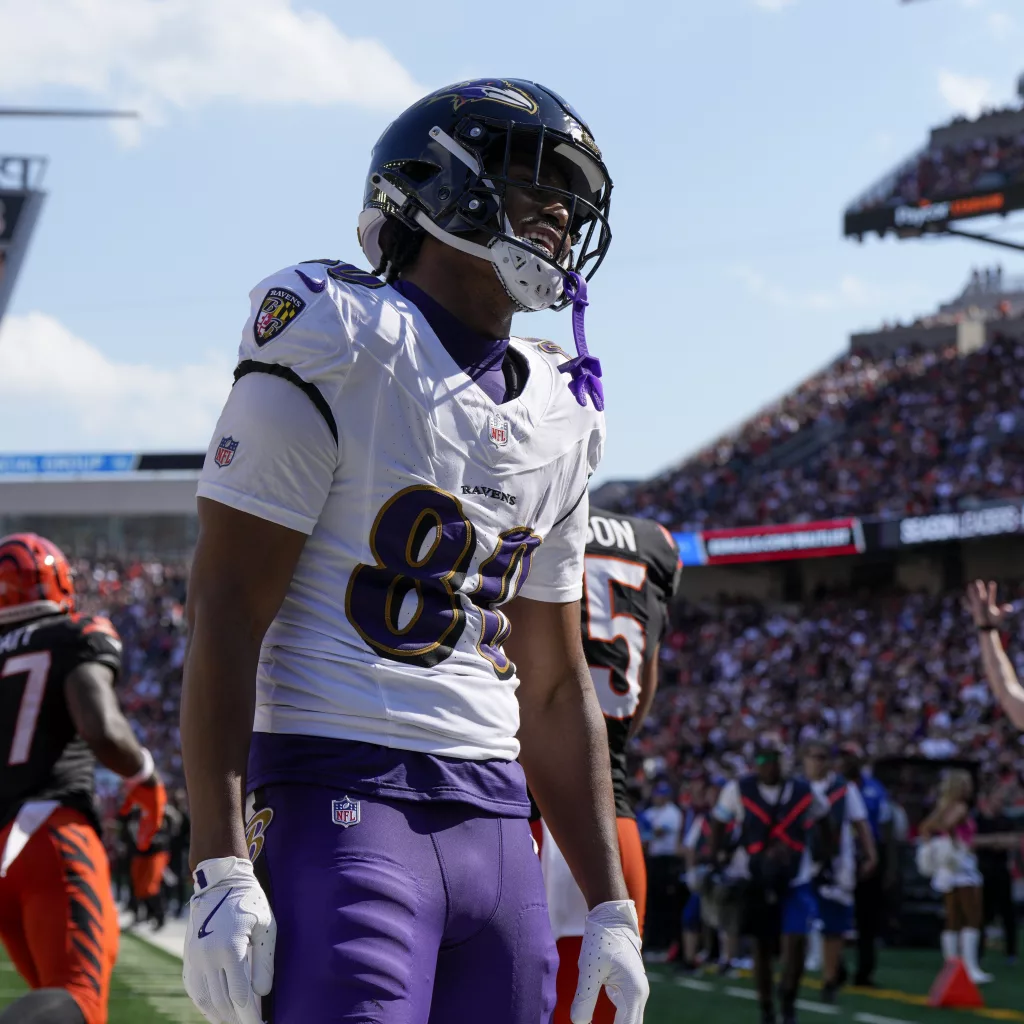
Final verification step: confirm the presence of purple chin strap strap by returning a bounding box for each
[557,271,604,412]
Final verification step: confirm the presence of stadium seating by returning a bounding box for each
[611,332,1024,531]
[69,555,1024,820]
[630,587,1024,813]
[74,557,189,804]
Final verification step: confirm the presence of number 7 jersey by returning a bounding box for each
[198,262,605,762]
[0,613,122,830]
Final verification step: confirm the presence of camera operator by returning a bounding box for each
[710,737,832,1024]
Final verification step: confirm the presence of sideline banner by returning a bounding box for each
[687,518,866,566]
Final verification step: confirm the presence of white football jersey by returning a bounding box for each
[197,261,604,761]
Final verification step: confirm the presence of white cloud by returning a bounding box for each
[0,0,423,138]
[937,69,996,119]
[732,266,882,312]
[753,0,797,10]
[0,313,233,449]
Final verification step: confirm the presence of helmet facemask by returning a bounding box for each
[360,116,611,313]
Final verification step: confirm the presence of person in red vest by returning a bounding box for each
[710,736,832,1024]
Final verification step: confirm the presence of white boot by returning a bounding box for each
[961,928,993,984]
[941,930,960,962]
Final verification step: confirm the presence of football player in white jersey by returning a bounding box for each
[180,79,648,1024]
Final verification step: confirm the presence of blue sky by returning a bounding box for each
[0,0,1020,483]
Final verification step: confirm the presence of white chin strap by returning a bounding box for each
[368,148,565,312]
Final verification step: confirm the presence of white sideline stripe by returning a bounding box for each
[855,1014,915,1024]
[657,973,916,1024]
[725,986,759,1000]
[676,977,714,991]
[797,999,840,1015]
[670,976,845,1019]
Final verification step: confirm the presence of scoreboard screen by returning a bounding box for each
[845,182,1024,239]
[845,110,1024,240]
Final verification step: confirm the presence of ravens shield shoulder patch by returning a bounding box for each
[254,287,306,346]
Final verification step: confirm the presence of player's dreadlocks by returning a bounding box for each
[373,217,424,284]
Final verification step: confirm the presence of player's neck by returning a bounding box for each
[401,251,515,341]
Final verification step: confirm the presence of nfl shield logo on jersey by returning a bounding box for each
[332,796,361,828]
[487,414,509,448]
[214,436,239,468]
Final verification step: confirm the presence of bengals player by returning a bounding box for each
[536,507,680,1024]
[0,534,166,1024]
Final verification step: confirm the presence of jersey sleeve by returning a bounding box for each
[518,426,604,605]
[196,372,337,534]
[712,780,742,824]
[878,790,893,824]
[68,616,123,680]
[195,266,351,534]
[518,486,590,603]
[808,790,832,822]
[845,782,868,822]
[683,815,704,850]
[639,522,681,653]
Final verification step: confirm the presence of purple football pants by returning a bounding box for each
[250,785,558,1024]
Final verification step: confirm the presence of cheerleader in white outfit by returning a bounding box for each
[918,770,991,984]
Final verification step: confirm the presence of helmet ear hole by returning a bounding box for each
[456,191,500,225]
[388,159,441,186]
[453,117,496,152]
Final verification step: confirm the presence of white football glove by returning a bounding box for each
[571,899,649,1024]
[183,857,276,1024]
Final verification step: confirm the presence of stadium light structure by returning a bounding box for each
[852,1,1024,252]
[843,70,1024,256]
[0,107,138,322]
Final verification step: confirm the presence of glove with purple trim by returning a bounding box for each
[571,899,649,1024]
[183,857,276,1024]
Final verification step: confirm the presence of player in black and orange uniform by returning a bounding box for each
[0,534,166,1024]
[537,507,680,1024]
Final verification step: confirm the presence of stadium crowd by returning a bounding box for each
[614,332,1024,531]
[73,554,1024,823]
[848,129,1024,212]
[630,587,1024,812]
[73,558,189,801]
[66,556,1024,954]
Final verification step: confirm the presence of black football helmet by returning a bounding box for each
[358,78,612,312]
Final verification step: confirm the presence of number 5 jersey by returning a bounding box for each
[582,508,680,819]
[197,261,605,777]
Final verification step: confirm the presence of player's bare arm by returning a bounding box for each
[65,662,150,778]
[967,579,1024,729]
[181,496,306,868]
[509,596,627,908]
[66,660,168,848]
[628,645,661,740]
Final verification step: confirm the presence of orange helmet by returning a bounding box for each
[0,533,76,625]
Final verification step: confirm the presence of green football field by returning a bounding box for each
[1,936,1022,1024]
